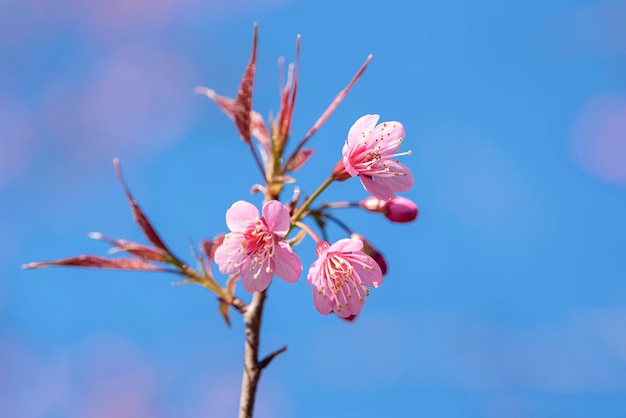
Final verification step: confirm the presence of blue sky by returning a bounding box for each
[3,0,626,417]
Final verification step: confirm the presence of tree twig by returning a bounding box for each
[238,290,269,418]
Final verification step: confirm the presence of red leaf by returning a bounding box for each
[277,35,300,146]
[284,148,314,172]
[233,23,258,145]
[285,54,372,171]
[89,232,169,262]
[22,255,166,271]
[113,159,172,256]
[194,88,269,147]
[200,235,224,262]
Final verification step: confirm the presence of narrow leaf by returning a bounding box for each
[284,148,314,172]
[113,159,171,255]
[284,54,372,172]
[277,35,300,144]
[233,23,258,145]
[89,232,169,262]
[22,255,166,271]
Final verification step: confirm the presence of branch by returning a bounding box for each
[259,345,287,370]
[238,290,266,418]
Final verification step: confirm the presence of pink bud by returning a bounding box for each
[384,196,418,223]
[339,314,358,322]
[359,196,418,223]
[350,233,388,276]
[331,160,351,181]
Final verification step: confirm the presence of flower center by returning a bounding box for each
[241,218,274,257]
[325,254,367,313]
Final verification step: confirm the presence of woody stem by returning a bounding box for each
[238,289,266,418]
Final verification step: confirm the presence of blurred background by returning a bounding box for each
[2,0,626,417]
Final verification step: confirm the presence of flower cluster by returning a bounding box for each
[24,25,418,321]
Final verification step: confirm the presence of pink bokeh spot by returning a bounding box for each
[40,45,193,172]
[0,100,34,188]
[571,94,626,185]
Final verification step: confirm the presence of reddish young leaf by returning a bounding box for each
[284,148,314,172]
[89,232,169,262]
[194,87,269,147]
[233,23,259,145]
[22,255,166,271]
[277,35,300,147]
[113,159,173,257]
[284,54,372,173]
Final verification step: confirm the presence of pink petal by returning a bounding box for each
[360,175,396,200]
[347,114,379,149]
[312,286,334,315]
[328,238,363,253]
[352,254,383,288]
[370,121,405,155]
[261,200,290,236]
[213,235,244,274]
[239,257,273,293]
[225,200,259,231]
[273,241,302,283]
[344,296,365,317]
[307,259,323,285]
[372,163,414,190]
[341,143,360,177]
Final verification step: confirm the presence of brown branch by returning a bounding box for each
[238,290,265,418]
[238,289,286,418]
[231,297,248,315]
[259,345,287,370]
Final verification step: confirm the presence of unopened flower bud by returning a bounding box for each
[350,233,388,275]
[339,314,358,322]
[331,160,351,181]
[359,196,418,223]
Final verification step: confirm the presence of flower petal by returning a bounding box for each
[370,121,405,156]
[312,285,334,315]
[341,143,360,177]
[273,241,302,283]
[344,295,365,317]
[347,114,379,149]
[352,254,384,288]
[214,234,245,275]
[225,200,259,231]
[261,200,290,236]
[370,162,414,191]
[239,257,273,293]
[360,175,396,200]
[328,238,363,253]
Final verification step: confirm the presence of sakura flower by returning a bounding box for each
[214,200,302,292]
[308,238,383,318]
[341,114,414,200]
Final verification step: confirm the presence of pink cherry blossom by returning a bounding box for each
[342,114,414,200]
[214,200,302,292]
[307,238,383,318]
